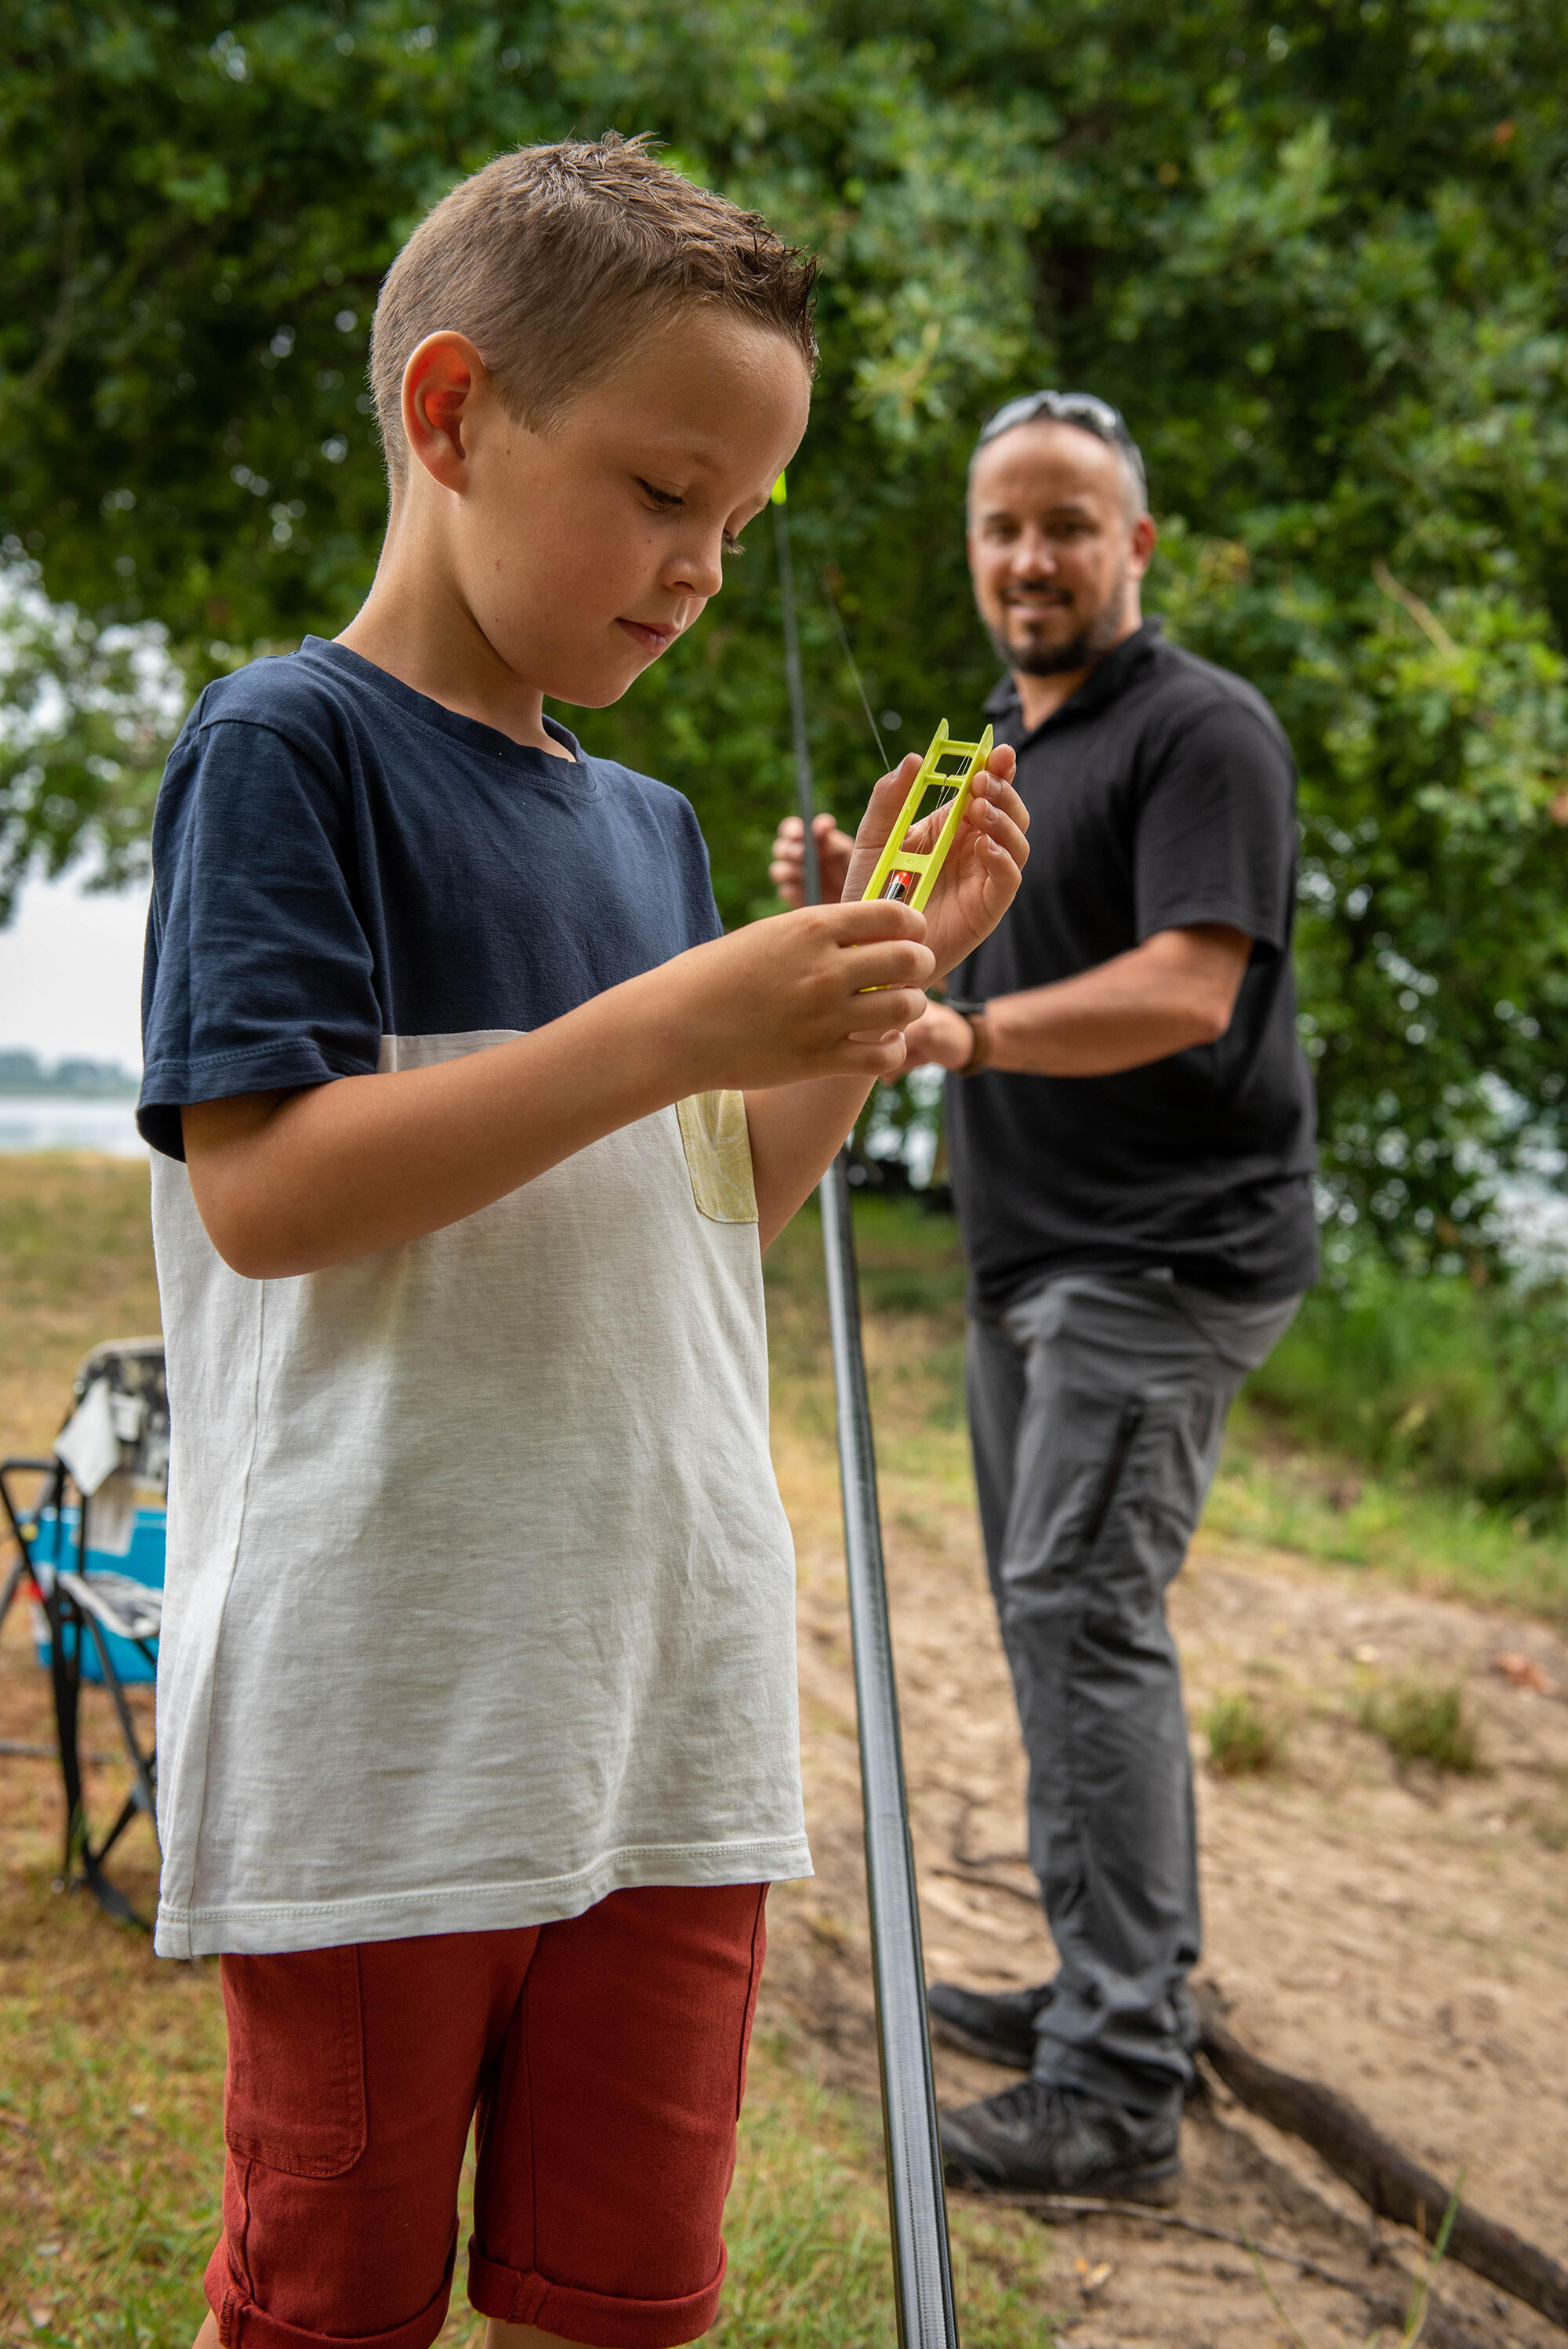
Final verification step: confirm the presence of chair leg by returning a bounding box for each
[0,1550,27,1634]
[83,1610,157,1824]
[45,1575,88,1888]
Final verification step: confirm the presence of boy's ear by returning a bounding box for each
[401,332,491,491]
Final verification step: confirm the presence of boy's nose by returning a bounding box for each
[666,539,726,601]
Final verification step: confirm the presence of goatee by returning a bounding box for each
[988,575,1131,679]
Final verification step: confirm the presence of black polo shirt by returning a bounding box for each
[946,619,1319,1312]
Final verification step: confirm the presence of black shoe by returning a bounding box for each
[927,1977,1203,2078]
[926,1978,1052,2068]
[939,2079,1181,2202]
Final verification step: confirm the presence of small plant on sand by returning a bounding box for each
[1203,1690,1286,1777]
[1358,1681,1483,1775]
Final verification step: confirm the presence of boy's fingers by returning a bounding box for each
[845,986,929,1029]
[837,937,935,987]
[817,897,927,944]
[962,797,1029,870]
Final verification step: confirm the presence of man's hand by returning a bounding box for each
[770,811,855,906]
[769,745,1028,980]
[898,1000,980,1073]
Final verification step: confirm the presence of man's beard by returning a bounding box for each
[987,569,1131,678]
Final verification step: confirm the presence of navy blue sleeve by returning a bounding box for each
[138,716,382,1160]
[1133,701,1296,959]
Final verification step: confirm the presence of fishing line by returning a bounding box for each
[813,561,892,772]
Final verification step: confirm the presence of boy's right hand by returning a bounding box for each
[665,898,935,1089]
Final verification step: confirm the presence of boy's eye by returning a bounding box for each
[637,480,744,557]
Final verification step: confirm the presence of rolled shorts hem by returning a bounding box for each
[206,2238,455,2349]
[467,2242,726,2348]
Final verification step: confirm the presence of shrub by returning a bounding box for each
[1358,1682,1483,1774]
[1203,1690,1286,1777]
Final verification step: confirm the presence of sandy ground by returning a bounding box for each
[764,1404,1568,2348]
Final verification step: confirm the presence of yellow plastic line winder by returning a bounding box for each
[859,720,995,909]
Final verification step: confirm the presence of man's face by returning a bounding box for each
[967,420,1154,680]
[412,307,811,708]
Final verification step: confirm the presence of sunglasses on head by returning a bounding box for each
[976,389,1134,449]
[974,390,1148,511]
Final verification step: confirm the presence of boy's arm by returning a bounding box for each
[745,1073,880,1251]
[181,902,933,1279]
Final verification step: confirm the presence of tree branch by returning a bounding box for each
[1195,1987,1568,2330]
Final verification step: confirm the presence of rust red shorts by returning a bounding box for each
[206,1883,768,2349]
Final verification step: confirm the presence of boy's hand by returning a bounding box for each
[770,747,1027,980]
[670,899,936,1089]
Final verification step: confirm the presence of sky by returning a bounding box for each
[0,869,151,1073]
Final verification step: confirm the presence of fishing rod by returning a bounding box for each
[771,475,960,2349]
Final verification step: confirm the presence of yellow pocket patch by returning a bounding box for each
[677,1091,758,1224]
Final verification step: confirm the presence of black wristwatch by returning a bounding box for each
[941,995,992,1073]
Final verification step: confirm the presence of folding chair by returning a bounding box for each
[1,1338,168,1926]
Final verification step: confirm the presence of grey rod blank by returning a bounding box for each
[773,494,960,2349]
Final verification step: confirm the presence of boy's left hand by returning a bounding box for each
[837,743,1027,979]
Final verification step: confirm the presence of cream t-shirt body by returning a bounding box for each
[138,639,809,1959]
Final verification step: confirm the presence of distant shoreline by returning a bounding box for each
[0,1097,147,1157]
[0,1085,140,1102]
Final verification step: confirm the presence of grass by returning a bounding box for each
[1203,1689,1287,1777]
[1356,1682,1484,1776]
[1207,1418,1568,1625]
[717,2037,1059,2348]
[0,1153,159,1461]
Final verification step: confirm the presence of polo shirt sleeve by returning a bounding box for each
[138,717,381,1161]
[1132,699,1297,958]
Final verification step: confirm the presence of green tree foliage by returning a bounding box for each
[5,0,1568,1265]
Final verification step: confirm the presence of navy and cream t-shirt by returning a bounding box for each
[138,638,810,1959]
[140,636,722,1152]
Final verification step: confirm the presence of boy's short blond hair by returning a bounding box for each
[370,133,818,486]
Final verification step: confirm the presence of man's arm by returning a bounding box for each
[768,809,1248,1076]
[902,923,1252,1077]
[181,902,935,1279]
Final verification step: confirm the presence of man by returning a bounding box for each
[771,389,1316,2202]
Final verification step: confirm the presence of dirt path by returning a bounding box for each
[766,1414,1568,2347]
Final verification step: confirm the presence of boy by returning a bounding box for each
[140,136,1026,2349]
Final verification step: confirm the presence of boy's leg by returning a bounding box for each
[201,1929,539,2349]
[469,1882,768,2347]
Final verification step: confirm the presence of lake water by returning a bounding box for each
[0,1096,147,1156]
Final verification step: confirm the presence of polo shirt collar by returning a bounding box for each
[984,617,1164,744]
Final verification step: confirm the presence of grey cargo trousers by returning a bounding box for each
[967,1268,1300,2118]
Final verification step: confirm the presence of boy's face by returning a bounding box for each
[403,309,811,707]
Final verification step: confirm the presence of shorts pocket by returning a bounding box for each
[221,1944,368,2178]
[677,1091,758,1224]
